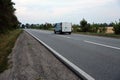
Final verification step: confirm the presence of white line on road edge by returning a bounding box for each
[84,40,120,50]
[25,30,95,80]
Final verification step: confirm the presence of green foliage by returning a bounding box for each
[43,23,53,30]
[26,23,54,30]
[72,24,80,32]
[80,19,87,27]
[113,20,120,34]
[80,19,91,32]
[0,29,22,73]
[0,0,19,33]
[98,27,107,33]
[109,22,114,26]
[90,24,99,33]
[79,19,107,33]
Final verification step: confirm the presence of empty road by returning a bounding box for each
[26,29,120,80]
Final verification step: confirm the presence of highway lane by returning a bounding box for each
[26,29,120,80]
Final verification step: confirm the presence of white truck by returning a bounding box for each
[54,22,72,34]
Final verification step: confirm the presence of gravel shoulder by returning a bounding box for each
[0,31,81,80]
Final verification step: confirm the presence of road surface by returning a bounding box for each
[26,29,120,80]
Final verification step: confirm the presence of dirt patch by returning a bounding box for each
[0,31,81,80]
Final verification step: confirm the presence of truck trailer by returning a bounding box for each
[54,22,72,34]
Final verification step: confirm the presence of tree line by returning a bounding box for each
[73,19,109,33]
[21,23,53,30]
[78,19,120,34]
[0,0,19,33]
[22,19,120,35]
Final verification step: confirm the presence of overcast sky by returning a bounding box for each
[12,0,120,24]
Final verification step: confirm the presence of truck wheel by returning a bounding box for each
[69,32,71,34]
[54,31,56,34]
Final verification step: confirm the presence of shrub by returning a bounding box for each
[98,27,107,33]
[80,19,91,32]
[113,20,120,34]
[90,24,99,33]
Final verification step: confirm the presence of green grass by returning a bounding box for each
[74,32,120,39]
[0,29,23,73]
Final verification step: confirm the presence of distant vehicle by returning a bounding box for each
[54,22,72,34]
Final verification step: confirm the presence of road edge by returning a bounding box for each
[25,30,95,80]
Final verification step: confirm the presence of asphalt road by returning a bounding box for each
[26,29,120,80]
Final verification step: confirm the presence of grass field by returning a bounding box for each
[0,29,22,73]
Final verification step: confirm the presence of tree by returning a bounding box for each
[72,24,80,32]
[90,23,99,33]
[98,27,107,33]
[0,0,19,33]
[113,20,120,34]
[109,22,114,26]
[26,23,30,28]
[80,18,90,32]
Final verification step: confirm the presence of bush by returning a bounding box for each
[0,29,22,73]
[72,24,80,32]
[80,19,91,32]
[98,27,107,33]
[90,24,99,33]
[113,20,120,34]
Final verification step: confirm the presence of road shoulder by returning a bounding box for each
[0,31,81,80]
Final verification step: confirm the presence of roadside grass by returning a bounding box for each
[0,29,23,73]
[73,32,120,39]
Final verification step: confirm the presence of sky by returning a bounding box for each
[12,0,120,24]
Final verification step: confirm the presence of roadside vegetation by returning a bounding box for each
[0,0,21,73]
[72,19,120,38]
[22,19,120,38]
[0,29,22,73]
[21,23,53,30]
[113,19,120,35]
[0,0,20,34]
